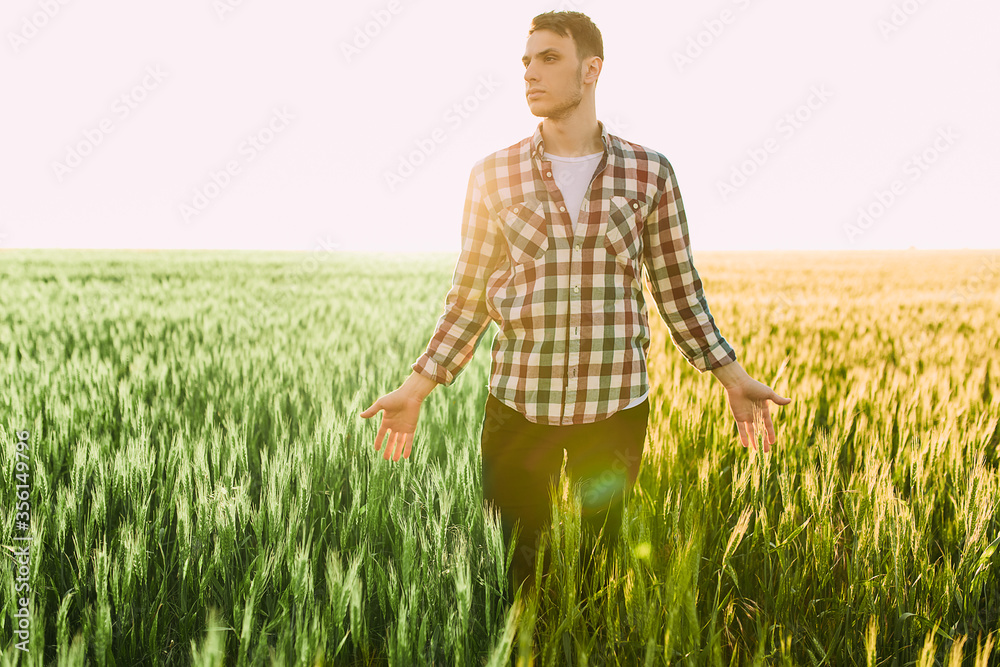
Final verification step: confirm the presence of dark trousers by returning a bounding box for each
[480,392,650,596]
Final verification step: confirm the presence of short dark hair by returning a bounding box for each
[528,11,604,63]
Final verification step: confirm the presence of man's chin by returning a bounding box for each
[527,99,577,121]
[526,103,549,118]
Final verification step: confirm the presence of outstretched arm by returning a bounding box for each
[641,157,790,451]
[359,163,502,462]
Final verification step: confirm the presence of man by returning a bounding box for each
[360,10,791,595]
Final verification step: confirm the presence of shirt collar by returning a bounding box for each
[530,120,614,161]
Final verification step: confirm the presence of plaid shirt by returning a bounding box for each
[412,120,737,425]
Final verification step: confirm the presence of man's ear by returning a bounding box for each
[584,56,602,85]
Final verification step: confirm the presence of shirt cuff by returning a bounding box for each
[695,342,738,373]
[411,353,454,386]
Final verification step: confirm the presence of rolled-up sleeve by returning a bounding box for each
[411,162,503,385]
[641,158,737,372]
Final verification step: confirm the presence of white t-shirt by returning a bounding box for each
[547,151,602,234]
[548,151,649,411]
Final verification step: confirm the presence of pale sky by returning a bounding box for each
[1,0,997,252]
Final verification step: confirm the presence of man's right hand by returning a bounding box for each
[359,371,438,462]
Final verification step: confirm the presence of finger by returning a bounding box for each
[388,431,399,461]
[770,391,792,405]
[402,433,413,459]
[746,420,759,451]
[736,421,749,448]
[392,433,410,461]
[764,412,777,445]
[383,430,395,460]
[386,430,402,461]
[374,424,388,451]
[360,400,380,418]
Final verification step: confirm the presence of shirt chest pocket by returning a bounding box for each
[500,198,549,265]
[603,195,647,270]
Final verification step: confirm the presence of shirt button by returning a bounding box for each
[559,206,566,212]
[574,243,581,251]
[546,171,552,177]
[632,202,639,209]
[512,207,519,213]
[573,285,580,293]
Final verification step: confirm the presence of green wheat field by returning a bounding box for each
[1,249,998,666]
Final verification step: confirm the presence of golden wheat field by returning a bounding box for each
[0,248,998,666]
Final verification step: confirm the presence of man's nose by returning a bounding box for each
[524,65,538,85]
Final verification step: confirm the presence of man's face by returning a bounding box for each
[522,28,587,120]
